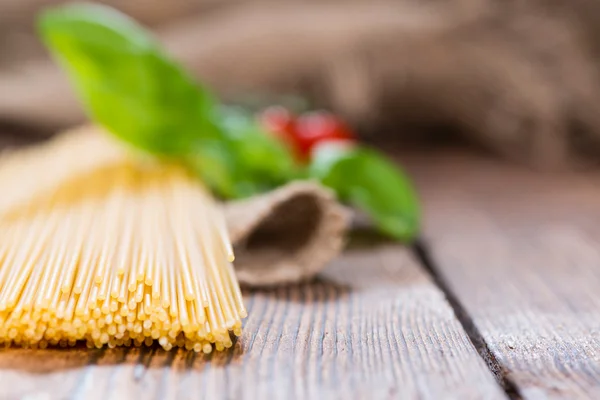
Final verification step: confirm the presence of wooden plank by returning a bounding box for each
[0,244,505,399]
[408,149,600,399]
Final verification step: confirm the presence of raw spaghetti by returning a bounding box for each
[0,128,246,352]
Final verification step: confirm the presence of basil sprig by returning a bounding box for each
[39,3,420,241]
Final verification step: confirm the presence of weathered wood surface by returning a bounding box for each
[0,244,503,400]
[407,149,600,399]
[3,146,600,399]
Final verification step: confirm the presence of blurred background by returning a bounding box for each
[2,0,600,169]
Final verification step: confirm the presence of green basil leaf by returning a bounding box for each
[219,107,302,194]
[38,3,245,198]
[38,3,219,156]
[310,142,420,241]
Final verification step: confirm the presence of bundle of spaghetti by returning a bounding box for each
[0,129,246,352]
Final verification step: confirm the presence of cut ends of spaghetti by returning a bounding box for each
[0,131,246,352]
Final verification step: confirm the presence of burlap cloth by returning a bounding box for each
[223,181,349,286]
[0,126,351,287]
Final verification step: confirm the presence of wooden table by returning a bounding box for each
[1,148,599,400]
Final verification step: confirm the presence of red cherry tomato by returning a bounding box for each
[259,107,356,162]
[258,106,297,146]
[294,111,355,160]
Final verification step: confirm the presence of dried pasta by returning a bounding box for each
[0,128,246,352]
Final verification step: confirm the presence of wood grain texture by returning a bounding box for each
[407,149,600,399]
[0,244,504,400]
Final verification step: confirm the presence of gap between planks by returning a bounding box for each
[413,241,523,400]
[402,148,600,400]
